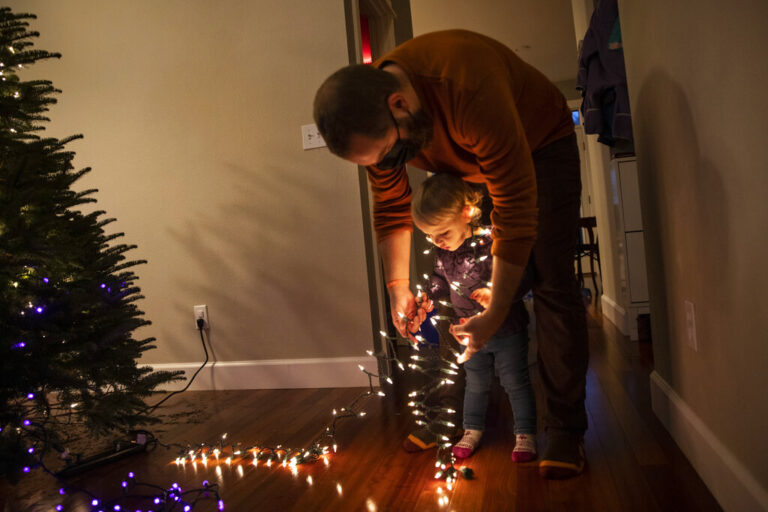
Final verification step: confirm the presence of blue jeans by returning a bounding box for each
[461,326,537,435]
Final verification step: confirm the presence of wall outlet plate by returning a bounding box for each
[193,304,209,329]
[301,123,326,150]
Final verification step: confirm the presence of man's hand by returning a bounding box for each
[470,287,492,309]
[405,291,433,337]
[388,283,419,341]
[450,312,505,364]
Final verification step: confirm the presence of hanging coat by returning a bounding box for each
[577,0,634,147]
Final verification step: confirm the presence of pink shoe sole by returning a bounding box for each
[511,450,537,463]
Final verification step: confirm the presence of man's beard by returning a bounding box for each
[405,108,434,150]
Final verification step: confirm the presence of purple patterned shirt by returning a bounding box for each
[425,228,530,333]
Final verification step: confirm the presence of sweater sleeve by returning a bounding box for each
[454,75,538,266]
[365,164,414,242]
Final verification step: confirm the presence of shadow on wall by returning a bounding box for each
[634,68,730,384]
[163,158,369,362]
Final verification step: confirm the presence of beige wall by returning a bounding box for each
[410,0,577,83]
[9,1,374,364]
[619,0,768,492]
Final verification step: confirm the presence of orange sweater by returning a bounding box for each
[369,30,574,266]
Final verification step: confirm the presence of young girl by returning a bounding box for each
[410,173,537,462]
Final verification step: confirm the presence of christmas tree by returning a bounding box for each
[0,8,183,483]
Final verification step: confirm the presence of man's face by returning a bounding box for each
[344,108,433,167]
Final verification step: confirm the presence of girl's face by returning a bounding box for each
[414,206,473,252]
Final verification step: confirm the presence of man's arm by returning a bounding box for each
[451,256,525,363]
[379,229,418,338]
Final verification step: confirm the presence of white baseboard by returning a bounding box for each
[601,294,628,335]
[150,356,377,391]
[650,371,768,512]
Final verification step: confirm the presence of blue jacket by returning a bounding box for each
[577,0,634,147]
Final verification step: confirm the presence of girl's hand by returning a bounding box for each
[470,287,492,309]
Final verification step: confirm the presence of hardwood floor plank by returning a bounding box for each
[3,311,726,512]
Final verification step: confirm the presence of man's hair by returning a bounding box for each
[314,64,401,157]
[412,174,483,227]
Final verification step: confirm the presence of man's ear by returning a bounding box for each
[387,92,410,115]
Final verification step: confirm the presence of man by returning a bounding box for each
[314,29,588,479]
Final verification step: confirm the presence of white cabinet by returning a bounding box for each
[610,157,650,340]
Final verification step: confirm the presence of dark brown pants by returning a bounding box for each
[530,133,588,434]
[476,133,588,434]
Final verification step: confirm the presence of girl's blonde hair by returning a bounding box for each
[411,173,483,227]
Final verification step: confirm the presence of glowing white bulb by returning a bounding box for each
[336,483,343,495]
[379,330,387,337]
[307,475,313,485]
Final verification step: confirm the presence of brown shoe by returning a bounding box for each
[539,430,585,479]
[402,427,437,452]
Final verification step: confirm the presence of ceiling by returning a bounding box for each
[409,0,580,83]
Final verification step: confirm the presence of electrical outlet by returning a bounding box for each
[193,304,209,329]
[684,300,697,351]
[301,123,326,150]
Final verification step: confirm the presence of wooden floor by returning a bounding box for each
[4,307,724,512]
